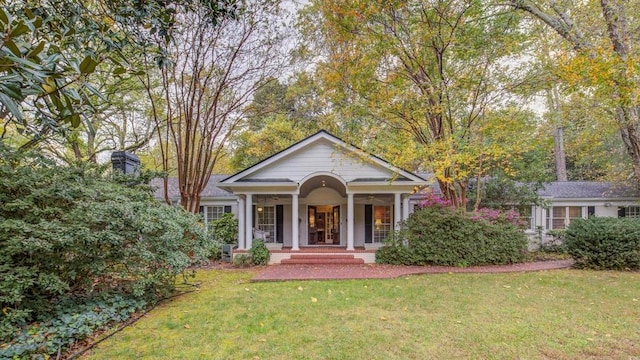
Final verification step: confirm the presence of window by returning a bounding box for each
[547,206,582,229]
[373,206,392,243]
[201,205,231,225]
[515,206,534,230]
[620,206,640,218]
[256,205,275,242]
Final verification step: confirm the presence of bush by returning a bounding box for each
[565,217,640,270]
[249,240,270,266]
[233,254,252,267]
[208,213,238,259]
[377,205,527,267]
[0,146,210,343]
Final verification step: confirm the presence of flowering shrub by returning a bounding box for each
[470,207,527,229]
[418,189,456,208]
[377,193,527,266]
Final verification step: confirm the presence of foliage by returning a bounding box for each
[0,145,209,340]
[509,0,640,185]
[210,213,239,245]
[147,0,291,212]
[300,0,533,207]
[0,293,146,359]
[377,203,527,266]
[233,254,253,268]
[0,1,236,147]
[249,240,270,266]
[467,174,548,211]
[208,213,238,260]
[565,217,640,270]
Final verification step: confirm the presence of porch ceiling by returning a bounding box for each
[300,175,346,197]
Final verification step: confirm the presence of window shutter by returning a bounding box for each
[587,206,595,217]
[198,206,204,214]
[276,205,284,244]
[252,205,256,227]
[224,205,232,213]
[364,205,373,244]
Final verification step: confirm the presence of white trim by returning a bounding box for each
[220,131,427,185]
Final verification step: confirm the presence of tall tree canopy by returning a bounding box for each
[509,0,640,185]
[145,0,290,212]
[300,0,536,207]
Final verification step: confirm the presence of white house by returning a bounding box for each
[152,131,640,263]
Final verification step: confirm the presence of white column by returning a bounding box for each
[347,193,354,251]
[394,193,402,230]
[291,194,300,250]
[402,194,410,221]
[245,194,253,249]
[238,195,245,250]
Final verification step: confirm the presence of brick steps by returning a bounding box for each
[281,254,364,265]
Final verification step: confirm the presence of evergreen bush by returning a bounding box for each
[565,217,640,270]
[377,204,527,266]
[0,145,210,344]
[249,240,270,265]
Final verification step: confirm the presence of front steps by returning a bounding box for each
[280,254,365,265]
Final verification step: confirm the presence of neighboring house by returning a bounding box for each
[151,131,640,262]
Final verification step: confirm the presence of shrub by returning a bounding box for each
[565,217,640,270]
[249,240,270,266]
[208,213,238,259]
[0,146,210,342]
[377,205,527,267]
[233,254,253,267]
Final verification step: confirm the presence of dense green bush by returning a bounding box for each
[377,205,527,266]
[0,146,210,344]
[565,217,640,270]
[208,212,238,259]
[249,240,270,265]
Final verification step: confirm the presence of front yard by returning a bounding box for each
[85,269,640,359]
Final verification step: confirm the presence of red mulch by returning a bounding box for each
[250,260,575,282]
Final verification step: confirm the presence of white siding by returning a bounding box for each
[247,140,392,181]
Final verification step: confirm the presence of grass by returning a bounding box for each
[85,269,640,359]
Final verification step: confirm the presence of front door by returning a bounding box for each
[308,205,340,245]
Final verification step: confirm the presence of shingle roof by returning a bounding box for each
[151,175,234,199]
[151,176,640,201]
[538,181,640,199]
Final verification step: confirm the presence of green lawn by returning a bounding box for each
[85,269,640,359]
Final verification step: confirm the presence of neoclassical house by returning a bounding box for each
[151,131,640,263]
[216,130,426,262]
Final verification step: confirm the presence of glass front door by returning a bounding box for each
[308,205,340,245]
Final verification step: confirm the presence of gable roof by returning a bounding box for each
[538,181,640,199]
[220,130,426,184]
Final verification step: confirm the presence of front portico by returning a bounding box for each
[218,131,426,262]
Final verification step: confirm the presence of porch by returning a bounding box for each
[233,246,379,265]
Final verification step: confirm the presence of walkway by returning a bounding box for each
[251,259,574,282]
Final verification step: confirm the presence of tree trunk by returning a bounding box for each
[553,126,568,181]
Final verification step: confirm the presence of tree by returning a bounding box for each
[508,0,640,185]
[0,0,235,151]
[230,74,328,170]
[300,0,531,207]
[144,0,290,212]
